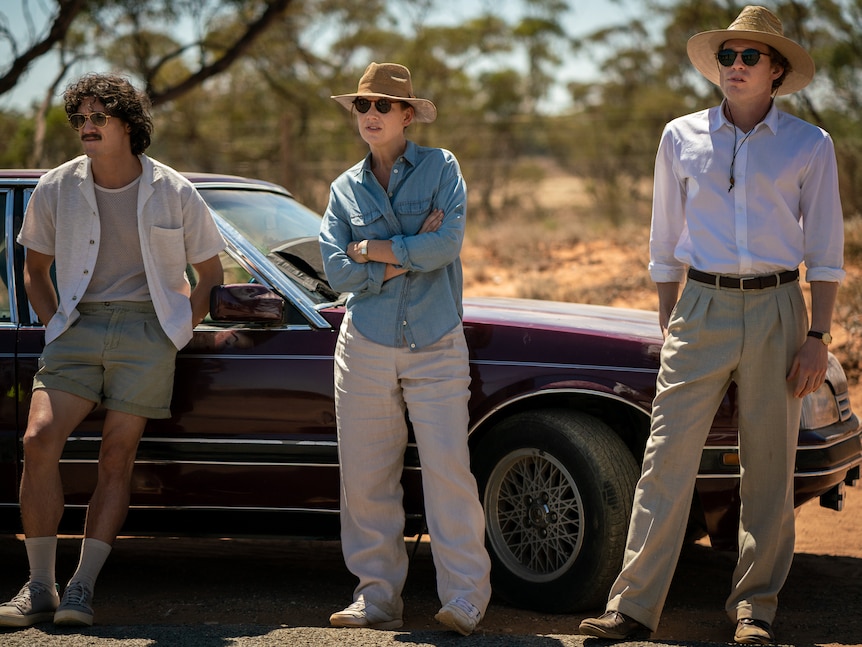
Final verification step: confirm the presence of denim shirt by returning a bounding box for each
[319,140,466,350]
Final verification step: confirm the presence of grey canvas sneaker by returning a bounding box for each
[53,581,94,626]
[0,581,60,627]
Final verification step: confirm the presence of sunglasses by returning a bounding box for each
[716,48,771,67]
[352,97,403,114]
[68,112,113,130]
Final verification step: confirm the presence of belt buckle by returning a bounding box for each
[738,276,750,291]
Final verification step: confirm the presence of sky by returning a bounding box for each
[0,0,640,111]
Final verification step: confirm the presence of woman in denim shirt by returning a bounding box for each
[320,63,491,636]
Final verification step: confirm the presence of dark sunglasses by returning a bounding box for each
[68,112,113,130]
[352,97,402,114]
[716,48,771,67]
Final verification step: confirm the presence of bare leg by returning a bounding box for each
[20,390,95,538]
[83,409,147,544]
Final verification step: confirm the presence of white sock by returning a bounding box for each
[68,538,112,592]
[24,536,58,587]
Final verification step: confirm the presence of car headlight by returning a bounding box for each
[799,354,849,430]
[800,384,840,429]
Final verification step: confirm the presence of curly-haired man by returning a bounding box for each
[0,73,225,628]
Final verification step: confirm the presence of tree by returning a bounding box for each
[0,0,86,96]
[0,0,292,106]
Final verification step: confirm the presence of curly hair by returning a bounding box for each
[64,74,154,156]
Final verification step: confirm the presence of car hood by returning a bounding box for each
[463,296,660,342]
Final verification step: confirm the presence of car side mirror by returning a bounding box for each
[209,284,285,323]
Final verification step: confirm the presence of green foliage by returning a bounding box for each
[5,0,862,222]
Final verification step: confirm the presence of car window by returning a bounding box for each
[219,249,253,285]
[199,187,340,305]
[198,188,322,256]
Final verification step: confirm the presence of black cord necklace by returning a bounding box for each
[726,101,772,192]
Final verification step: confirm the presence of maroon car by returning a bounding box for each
[0,170,859,612]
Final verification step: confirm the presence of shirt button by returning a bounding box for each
[402,320,407,326]
[410,343,415,349]
[72,296,78,301]
[83,269,89,274]
[89,240,95,244]
[393,169,399,174]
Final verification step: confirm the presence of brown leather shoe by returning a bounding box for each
[579,611,651,640]
[734,618,775,644]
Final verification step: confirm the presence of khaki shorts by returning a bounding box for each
[34,301,178,419]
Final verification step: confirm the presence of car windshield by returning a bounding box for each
[199,187,342,305]
[199,187,321,254]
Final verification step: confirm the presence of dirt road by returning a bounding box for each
[0,486,860,646]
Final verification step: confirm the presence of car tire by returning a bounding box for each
[473,408,640,613]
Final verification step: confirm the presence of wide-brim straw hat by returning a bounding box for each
[331,62,437,123]
[686,5,815,95]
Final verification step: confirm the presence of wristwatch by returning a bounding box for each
[807,330,832,345]
[359,240,368,257]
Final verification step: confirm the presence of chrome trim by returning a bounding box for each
[56,459,421,470]
[696,460,862,480]
[67,436,338,447]
[696,453,862,480]
[64,503,343,514]
[703,431,861,454]
[468,387,651,434]
[470,358,656,374]
[61,459,337,467]
[172,353,334,362]
[191,181,292,196]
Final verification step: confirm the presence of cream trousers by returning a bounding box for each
[334,316,492,619]
[608,279,806,630]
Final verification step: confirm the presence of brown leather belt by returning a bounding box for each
[687,268,799,290]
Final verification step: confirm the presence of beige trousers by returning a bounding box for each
[608,279,807,630]
[333,316,492,620]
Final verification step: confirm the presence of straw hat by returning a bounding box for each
[686,5,815,95]
[331,62,437,123]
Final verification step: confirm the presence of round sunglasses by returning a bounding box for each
[716,48,771,67]
[352,97,403,114]
[68,112,113,130]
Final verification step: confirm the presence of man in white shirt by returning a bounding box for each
[580,6,844,645]
[0,73,224,629]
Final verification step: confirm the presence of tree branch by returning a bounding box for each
[148,0,292,106]
[0,0,87,96]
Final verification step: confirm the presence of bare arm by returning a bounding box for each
[189,255,224,326]
[787,280,839,398]
[23,249,59,325]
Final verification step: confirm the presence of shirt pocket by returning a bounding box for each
[148,226,188,290]
[394,197,433,235]
[349,208,390,237]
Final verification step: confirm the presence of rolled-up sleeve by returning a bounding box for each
[390,153,465,272]
[319,186,386,295]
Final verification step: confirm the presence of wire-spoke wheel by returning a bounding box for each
[474,409,640,612]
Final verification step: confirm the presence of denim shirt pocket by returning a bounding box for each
[394,197,433,235]
[349,208,390,238]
